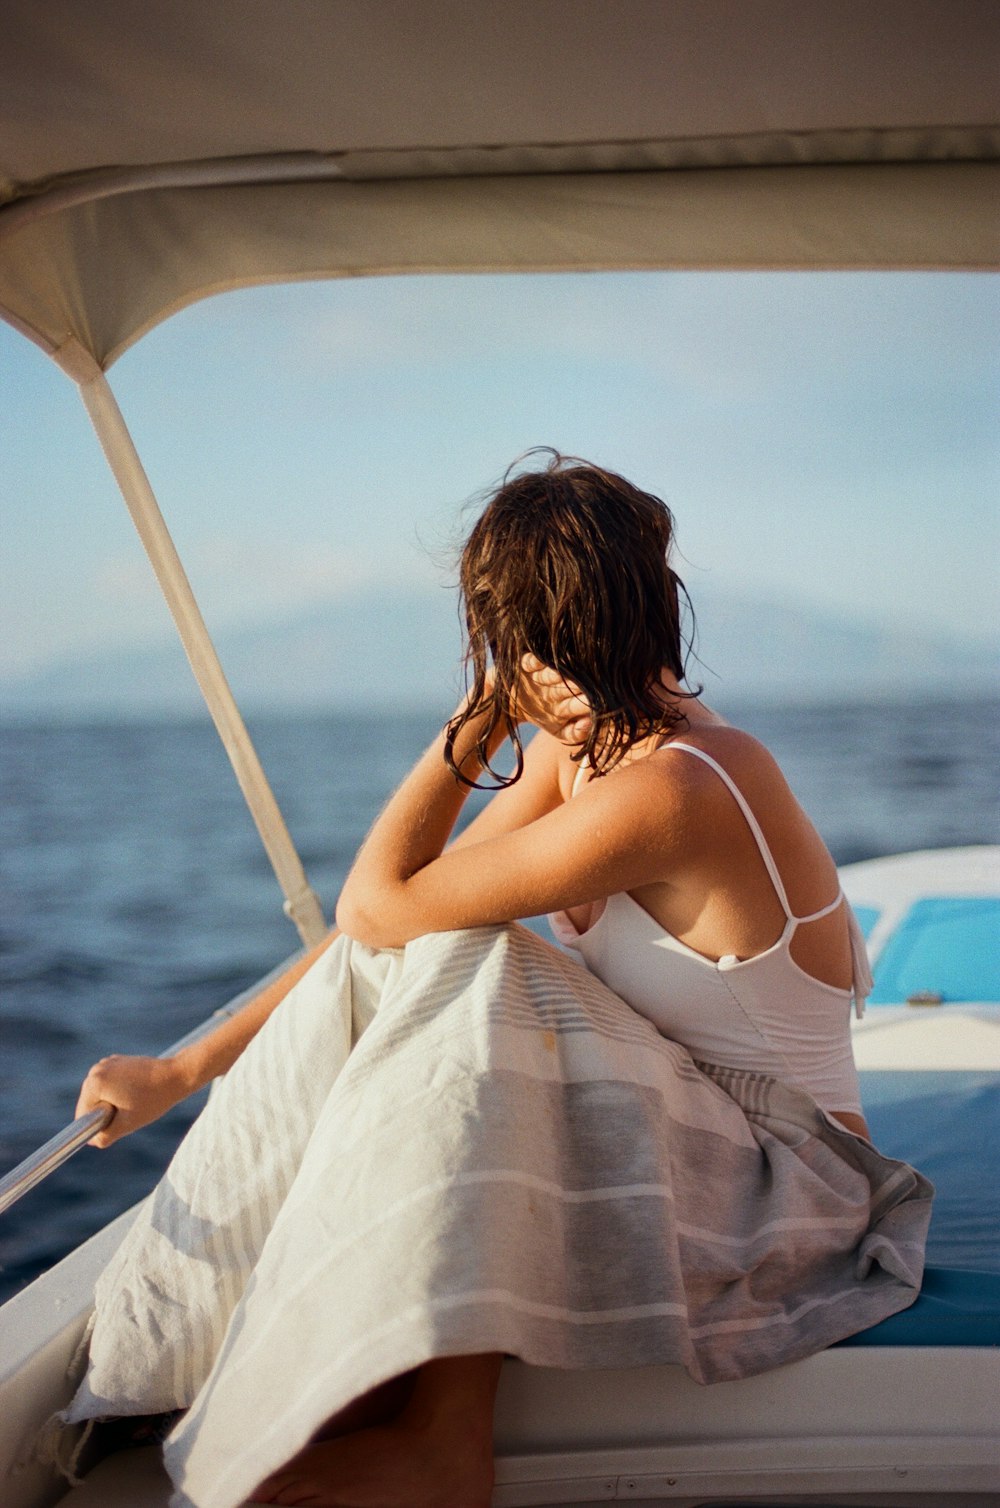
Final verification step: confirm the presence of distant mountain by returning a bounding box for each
[685,584,997,703]
[0,580,995,720]
[0,586,466,721]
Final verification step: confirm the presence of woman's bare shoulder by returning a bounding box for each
[554,720,792,828]
[652,723,795,814]
[659,721,835,878]
[653,722,774,774]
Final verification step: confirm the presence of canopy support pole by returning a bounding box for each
[52,336,328,947]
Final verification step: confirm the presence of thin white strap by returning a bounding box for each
[795,889,845,924]
[666,741,870,1017]
[665,743,796,918]
[570,758,590,797]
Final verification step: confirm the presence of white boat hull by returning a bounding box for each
[4,1213,998,1508]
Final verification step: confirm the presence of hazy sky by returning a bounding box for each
[1,270,997,689]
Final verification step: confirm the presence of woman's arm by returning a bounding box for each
[76,721,564,1150]
[75,683,569,1146]
[76,928,339,1147]
[448,728,567,851]
[337,697,695,949]
[444,657,596,851]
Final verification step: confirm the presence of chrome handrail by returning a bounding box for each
[0,956,297,1216]
[0,1105,117,1215]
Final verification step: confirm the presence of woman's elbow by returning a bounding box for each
[335,890,375,944]
[335,888,406,950]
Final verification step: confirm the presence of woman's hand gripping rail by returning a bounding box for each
[75,929,340,1147]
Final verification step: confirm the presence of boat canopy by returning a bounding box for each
[2,0,998,369]
[2,0,997,947]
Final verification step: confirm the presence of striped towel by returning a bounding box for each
[57,924,931,1508]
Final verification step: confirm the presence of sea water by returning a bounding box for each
[1,697,998,1304]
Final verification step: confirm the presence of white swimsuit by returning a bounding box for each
[549,742,873,1116]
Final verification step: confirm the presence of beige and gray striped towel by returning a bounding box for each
[56,924,931,1508]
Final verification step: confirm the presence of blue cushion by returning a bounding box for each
[835,1266,1000,1348]
[860,1070,1000,1275]
[852,904,880,940]
[869,896,1000,1004]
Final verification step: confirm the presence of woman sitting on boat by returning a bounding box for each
[68,453,931,1508]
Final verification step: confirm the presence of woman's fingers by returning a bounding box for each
[520,654,571,688]
[75,1060,124,1146]
[519,654,586,702]
[517,655,592,739]
[75,1055,181,1147]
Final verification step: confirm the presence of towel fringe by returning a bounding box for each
[31,1412,97,1488]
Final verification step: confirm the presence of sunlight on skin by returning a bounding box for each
[514,653,593,744]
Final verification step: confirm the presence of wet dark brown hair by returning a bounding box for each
[445,451,697,789]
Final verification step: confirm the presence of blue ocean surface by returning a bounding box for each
[1,696,998,1305]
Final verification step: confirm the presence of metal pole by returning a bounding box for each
[51,336,328,948]
[0,1109,116,1215]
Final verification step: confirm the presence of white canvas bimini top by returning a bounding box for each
[1,0,998,367]
[0,0,997,947]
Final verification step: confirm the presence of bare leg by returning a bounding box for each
[311,1368,420,1442]
[252,1352,504,1507]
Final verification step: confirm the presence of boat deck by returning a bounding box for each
[51,1338,1000,1508]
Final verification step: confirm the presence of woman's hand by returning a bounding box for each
[75,1054,192,1148]
[515,654,592,743]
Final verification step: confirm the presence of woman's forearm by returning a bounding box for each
[170,929,339,1093]
[78,929,341,1147]
[337,702,507,936]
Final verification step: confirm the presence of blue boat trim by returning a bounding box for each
[836,1265,1000,1348]
[852,904,880,941]
[869,896,1000,1004]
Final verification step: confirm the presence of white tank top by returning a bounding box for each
[548,742,873,1116]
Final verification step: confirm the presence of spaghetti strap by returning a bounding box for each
[570,758,590,797]
[664,743,867,1020]
[574,741,852,946]
[846,906,873,1018]
[794,889,845,924]
[664,743,797,918]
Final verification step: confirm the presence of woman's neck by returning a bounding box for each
[654,671,726,737]
[607,677,719,771]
